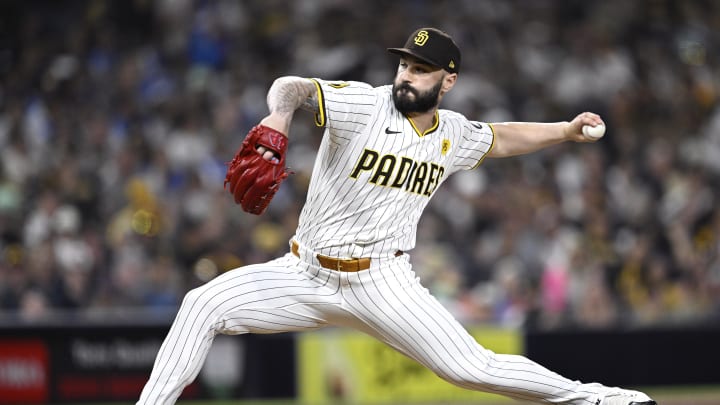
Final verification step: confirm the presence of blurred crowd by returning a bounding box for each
[0,0,719,330]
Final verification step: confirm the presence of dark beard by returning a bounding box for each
[392,80,442,115]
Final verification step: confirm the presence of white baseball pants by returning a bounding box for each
[137,245,604,404]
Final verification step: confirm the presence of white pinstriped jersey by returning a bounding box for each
[293,79,495,259]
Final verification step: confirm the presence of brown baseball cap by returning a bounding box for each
[388,28,461,74]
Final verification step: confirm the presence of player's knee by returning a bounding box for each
[180,285,211,310]
[429,349,499,390]
[180,283,234,321]
[435,367,495,391]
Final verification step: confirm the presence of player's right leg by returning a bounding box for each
[137,253,341,405]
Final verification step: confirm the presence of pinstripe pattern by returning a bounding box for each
[138,78,608,405]
[295,80,493,259]
[138,254,340,404]
[341,261,602,404]
[138,252,604,404]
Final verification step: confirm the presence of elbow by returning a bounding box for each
[271,75,298,87]
[266,76,316,111]
[270,76,311,92]
[487,138,511,158]
[268,76,295,95]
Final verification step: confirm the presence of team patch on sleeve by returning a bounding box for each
[328,81,350,89]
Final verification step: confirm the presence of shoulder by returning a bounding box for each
[439,109,494,138]
[312,79,385,104]
[311,80,387,128]
[312,79,377,93]
[438,108,467,122]
[439,109,473,130]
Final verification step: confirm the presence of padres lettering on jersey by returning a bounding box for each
[349,149,446,197]
[293,79,494,259]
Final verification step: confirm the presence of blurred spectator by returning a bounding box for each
[0,0,718,330]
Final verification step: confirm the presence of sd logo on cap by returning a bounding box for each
[388,27,461,74]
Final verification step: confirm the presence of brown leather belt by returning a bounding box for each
[291,240,402,272]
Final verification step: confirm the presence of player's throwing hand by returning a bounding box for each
[565,111,606,142]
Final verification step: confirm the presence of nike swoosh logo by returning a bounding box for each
[471,122,483,130]
[385,127,402,134]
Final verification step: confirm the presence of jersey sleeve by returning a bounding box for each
[454,118,496,170]
[310,78,377,142]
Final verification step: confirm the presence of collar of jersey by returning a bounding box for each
[406,111,440,137]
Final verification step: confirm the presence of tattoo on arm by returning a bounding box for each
[267,77,318,115]
[300,95,319,113]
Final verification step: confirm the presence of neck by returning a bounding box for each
[406,109,438,134]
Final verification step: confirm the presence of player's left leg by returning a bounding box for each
[339,257,614,404]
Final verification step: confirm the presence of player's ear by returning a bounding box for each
[441,73,457,93]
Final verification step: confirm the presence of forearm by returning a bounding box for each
[261,76,318,135]
[488,121,570,158]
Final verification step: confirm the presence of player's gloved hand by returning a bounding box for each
[224,125,291,215]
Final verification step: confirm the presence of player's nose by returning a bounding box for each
[396,68,413,82]
[395,66,417,90]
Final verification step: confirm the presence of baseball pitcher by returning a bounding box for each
[138,28,656,405]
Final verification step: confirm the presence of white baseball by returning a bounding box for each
[582,123,605,140]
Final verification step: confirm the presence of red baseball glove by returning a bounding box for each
[224,125,290,215]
